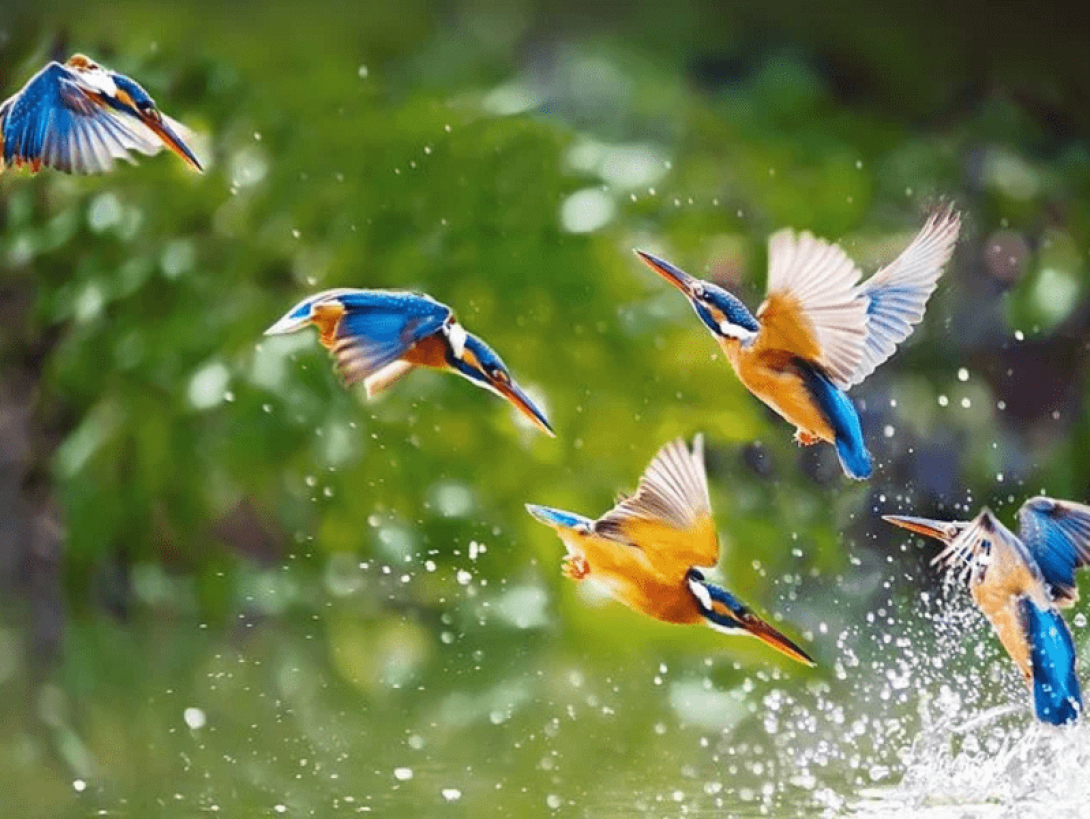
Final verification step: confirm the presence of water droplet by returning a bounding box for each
[184,707,206,729]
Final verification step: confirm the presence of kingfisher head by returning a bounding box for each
[446,330,555,436]
[635,250,759,344]
[685,568,814,665]
[66,54,203,171]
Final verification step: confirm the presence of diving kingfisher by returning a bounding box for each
[0,54,202,174]
[527,435,814,664]
[266,288,555,436]
[885,497,1090,725]
[636,209,960,479]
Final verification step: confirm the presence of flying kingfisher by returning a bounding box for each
[266,288,555,436]
[0,53,202,174]
[526,435,814,665]
[636,209,961,479]
[885,497,1090,725]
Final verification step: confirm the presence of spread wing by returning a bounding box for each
[594,434,719,570]
[845,208,960,388]
[1,62,165,174]
[1018,497,1090,607]
[330,293,451,386]
[757,229,868,389]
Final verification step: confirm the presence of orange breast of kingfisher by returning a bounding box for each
[568,531,704,625]
[970,548,1046,683]
[723,340,836,444]
[401,333,449,370]
[973,585,1032,682]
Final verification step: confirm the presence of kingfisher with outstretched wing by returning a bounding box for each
[0,54,202,174]
[266,288,554,436]
[527,435,813,665]
[636,209,960,479]
[885,496,1090,725]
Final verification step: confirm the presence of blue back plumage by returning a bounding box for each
[525,504,593,532]
[337,292,450,350]
[795,360,872,479]
[331,291,451,382]
[1020,598,1082,725]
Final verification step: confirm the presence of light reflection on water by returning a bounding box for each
[1,565,1087,818]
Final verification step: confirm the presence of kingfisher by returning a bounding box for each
[885,496,1090,725]
[526,434,814,665]
[266,288,555,436]
[0,54,202,174]
[636,209,961,480]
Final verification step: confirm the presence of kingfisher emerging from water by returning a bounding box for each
[266,288,554,436]
[0,54,202,174]
[885,497,1090,725]
[636,209,960,480]
[526,435,814,664]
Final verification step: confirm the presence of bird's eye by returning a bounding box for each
[692,284,704,297]
[491,368,509,384]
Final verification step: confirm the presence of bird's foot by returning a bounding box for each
[793,429,820,446]
[562,554,590,581]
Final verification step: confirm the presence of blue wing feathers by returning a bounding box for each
[330,293,450,385]
[1019,498,1090,604]
[796,361,872,479]
[1021,599,1082,725]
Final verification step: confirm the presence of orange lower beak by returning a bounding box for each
[634,249,698,297]
[738,613,816,666]
[141,113,203,172]
[882,514,961,543]
[495,379,555,437]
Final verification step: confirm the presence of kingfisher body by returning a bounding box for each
[0,54,202,174]
[885,497,1090,725]
[637,209,961,479]
[266,288,554,435]
[527,435,813,665]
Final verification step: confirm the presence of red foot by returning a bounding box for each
[793,429,820,446]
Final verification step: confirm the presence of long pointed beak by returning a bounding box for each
[882,514,960,544]
[634,249,698,297]
[140,112,203,172]
[735,612,816,666]
[494,378,555,437]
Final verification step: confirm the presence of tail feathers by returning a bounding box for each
[525,504,593,533]
[835,434,873,481]
[1021,599,1082,725]
[796,359,872,480]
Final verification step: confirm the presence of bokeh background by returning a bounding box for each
[1,1,1089,816]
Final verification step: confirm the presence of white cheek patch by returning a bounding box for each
[687,576,713,611]
[79,67,118,97]
[718,320,757,342]
[446,322,467,358]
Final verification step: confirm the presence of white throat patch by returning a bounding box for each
[446,322,467,358]
[687,575,713,611]
[718,320,757,343]
[77,66,119,97]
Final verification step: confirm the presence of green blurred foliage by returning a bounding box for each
[1,0,1089,815]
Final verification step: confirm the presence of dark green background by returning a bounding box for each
[1,1,1088,815]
